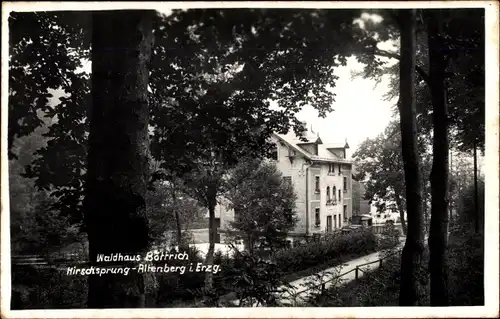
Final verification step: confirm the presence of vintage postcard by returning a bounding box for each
[1,1,498,318]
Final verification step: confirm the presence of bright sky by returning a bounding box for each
[295,56,397,153]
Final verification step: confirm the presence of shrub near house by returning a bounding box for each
[273,229,377,274]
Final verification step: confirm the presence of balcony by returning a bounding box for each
[326,199,337,206]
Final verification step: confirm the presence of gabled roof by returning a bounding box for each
[324,141,350,149]
[273,130,352,164]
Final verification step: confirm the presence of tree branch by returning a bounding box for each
[372,49,430,85]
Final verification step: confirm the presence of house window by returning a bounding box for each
[338,164,341,175]
[343,150,346,159]
[283,176,292,185]
[234,209,242,223]
[343,177,347,190]
[315,208,320,227]
[270,144,278,161]
[326,215,332,232]
[328,164,333,173]
[332,186,337,203]
[326,186,330,200]
[315,176,320,193]
[343,205,348,222]
[334,214,337,229]
[338,214,342,228]
[338,189,342,201]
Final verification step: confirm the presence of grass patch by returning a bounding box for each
[317,255,402,307]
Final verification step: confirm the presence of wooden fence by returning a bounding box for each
[11,251,88,266]
[288,247,403,305]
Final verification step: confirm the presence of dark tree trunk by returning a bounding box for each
[473,138,479,233]
[426,9,450,307]
[423,181,429,234]
[85,10,154,308]
[396,9,426,306]
[449,149,454,226]
[204,196,217,291]
[171,182,183,247]
[394,192,407,235]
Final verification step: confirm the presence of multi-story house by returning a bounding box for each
[219,124,354,242]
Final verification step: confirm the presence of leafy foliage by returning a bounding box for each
[154,246,206,306]
[298,264,345,307]
[313,255,403,307]
[225,159,298,252]
[9,9,374,225]
[377,223,402,252]
[353,121,406,212]
[351,9,485,153]
[9,11,91,222]
[455,176,485,232]
[146,179,205,247]
[220,247,291,307]
[273,230,377,274]
[447,233,484,305]
[11,266,88,309]
[9,129,82,254]
[353,120,431,214]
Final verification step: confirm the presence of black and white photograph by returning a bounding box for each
[1,1,498,318]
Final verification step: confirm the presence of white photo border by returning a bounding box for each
[1,1,498,318]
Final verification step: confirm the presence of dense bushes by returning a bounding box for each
[11,265,87,309]
[313,255,402,307]
[273,229,378,274]
[448,232,484,305]
[215,250,289,307]
[154,246,205,306]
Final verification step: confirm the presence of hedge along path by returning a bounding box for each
[228,236,407,307]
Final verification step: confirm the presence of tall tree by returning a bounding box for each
[352,121,408,235]
[226,159,297,253]
[424,9,450,306]
[9,11,91,223]
[9,9,369,303]
[349,8,484,306]
[84,10,155,308]
[396,9,426,306]
[148,9,364,293]
[178,152,227,292]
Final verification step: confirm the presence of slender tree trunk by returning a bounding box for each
[248,234,254,254]
[394,192,407,235]
[449,149,453,226]
[423,181,429,234]
[473,138,479,233]
[205,196,217,292]
[397,9,426,306]
[426,9,450,307]
[85,10,154,308]
[171,182,183,247]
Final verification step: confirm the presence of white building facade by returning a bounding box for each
[219,125,354,240]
